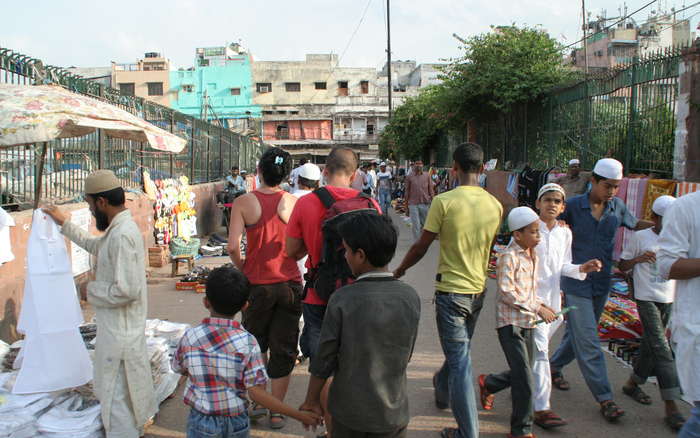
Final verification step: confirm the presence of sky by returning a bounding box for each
[2,0,698,71]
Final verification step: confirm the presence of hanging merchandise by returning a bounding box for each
[621,178,648,258]
[517,167,555,208]
[0,208,15,265]
[676,181,699,197]
[613,178,630,260]
[13,210,93,394]
[640,179,676,221]
[153,176,197,246]
[598,295,642,340]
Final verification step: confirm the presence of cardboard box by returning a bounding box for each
[176,281,198,291]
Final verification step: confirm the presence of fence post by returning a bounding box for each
[190,121,195,182]
[169,112,174,177]
[625,57,639,172]
[206,127,211,182]
[97,129,105,169]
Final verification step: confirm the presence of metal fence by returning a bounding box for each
[0,47,264,208]
[476,47,683,177]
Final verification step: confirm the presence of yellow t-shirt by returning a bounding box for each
[424,185,503,294]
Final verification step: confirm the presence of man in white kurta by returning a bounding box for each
[44,170,156,438]
[657,190,700,438]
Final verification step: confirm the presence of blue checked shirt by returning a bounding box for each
[171,318,268,416]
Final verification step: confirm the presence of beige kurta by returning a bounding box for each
[61,209,156,432]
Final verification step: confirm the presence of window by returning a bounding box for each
[360,80,369,94]
[263,110,274,115]
[285,82,301,92]
[290,110,299,114]
[338,81,348,96]
[257,82,272,93]
[277,110,286,114]
[182,84,194,92]
[314,82,327,90]
[367,124,375,135]
[147,82,163,96]
[119,83,135,96]
[230,88,241,95]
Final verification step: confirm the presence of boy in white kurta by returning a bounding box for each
[44,170,156,438]
[532,183,601,429]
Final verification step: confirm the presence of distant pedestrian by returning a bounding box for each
[300,214,420,438]
[376,162,393,215]
[479,207,559,438]
[394,143,502,438]
[351,164,367,192]
[404,160,434,241]
[227,147,302,430]
[554,159,589,199]
[549,158,653,422]
[657,191,700,438]
[289,158,308,191]
[362,163,374,196]
[171,266,320,438]
[619,195,685,431]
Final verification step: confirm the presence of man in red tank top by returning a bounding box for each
[227,147,301,430]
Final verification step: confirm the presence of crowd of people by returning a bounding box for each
[40,142,700,438]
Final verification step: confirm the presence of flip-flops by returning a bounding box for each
[534,410,567,429]
[478,374,495,411]
[269,413,286,430]
[622,385,652,405]
[664,412,686,431]
[551,371,570,391]
[600,401,625,422]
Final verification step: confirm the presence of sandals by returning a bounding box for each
[440,428,458,438]
[534,410,567,429]
[269,413,286,430]
[478,374,495,411]
[551,371,570,391]
[600,400,625,422]
[622,385,652,405]
[664,412,686,431]
[249,403,267,421]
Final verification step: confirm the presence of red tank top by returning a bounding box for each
[243,191,301,284]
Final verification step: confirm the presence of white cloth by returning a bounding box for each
[508,207,539,232]
[532,220,586,411]
[0,208,15,265]
[13,210,92,394]
[60,210,156,432]
[620,229,676,303]
[658,191,700,401]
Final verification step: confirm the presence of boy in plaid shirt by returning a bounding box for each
[478,207,558,438]
[172,266,320,438]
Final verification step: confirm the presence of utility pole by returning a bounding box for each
[387,0,392,119]
[582,0,589,74]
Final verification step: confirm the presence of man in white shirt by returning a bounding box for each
[368,160,379,198]
[376,162,393,215]
[619,195,684,431]
[658,191,700,438]
[289,158,308,192]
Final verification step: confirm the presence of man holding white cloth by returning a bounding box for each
[44,170,156,438]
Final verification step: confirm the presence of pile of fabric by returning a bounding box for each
[598,296,642,340]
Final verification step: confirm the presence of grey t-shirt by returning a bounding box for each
[309,275,421,433]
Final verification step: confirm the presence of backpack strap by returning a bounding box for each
[314,187,336,209]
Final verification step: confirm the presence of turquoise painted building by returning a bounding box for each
[170,43,261,130]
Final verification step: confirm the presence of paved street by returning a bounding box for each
[144,212,690,438]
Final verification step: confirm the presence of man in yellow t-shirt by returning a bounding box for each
[394,143,502,438]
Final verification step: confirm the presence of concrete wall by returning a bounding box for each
[0,181,224,343]
[112,58,174,107]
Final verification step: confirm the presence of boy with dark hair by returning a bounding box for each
[549,158,653,422]
[172,266,319,438]
[301,214,420,438]
[479,207,558,438]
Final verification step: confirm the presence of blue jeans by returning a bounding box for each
[550,292,613,402]
[434,291,485,438]
[680,402,700,438]
[299,303,326,359]
[187,409,249,438]
[378,188,392,215]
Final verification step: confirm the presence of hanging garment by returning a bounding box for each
[676,181,699,197]
[13,210,92,394]
[640,179,676,221]
[621,178,648,257]
[613,178,630,260]
[0,208,15,265]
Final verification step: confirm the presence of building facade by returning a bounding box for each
[111,53,173,107]
[170,43,261,132]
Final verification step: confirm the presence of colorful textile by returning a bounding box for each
[676,182,700,197]
[171,318,269,416]
[622,178,648,257]
[641,179,676,221]
[613,178,630,260]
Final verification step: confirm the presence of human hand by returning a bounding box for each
[295,409,322,429]
[580,259,603,273]
[637,251,656,264]
[41,204,68,226]
[393,268,406,279]
[537,306,558,324]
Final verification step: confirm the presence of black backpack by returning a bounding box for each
[307,187,380,301]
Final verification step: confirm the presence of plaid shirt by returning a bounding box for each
[496,240,543,329]
[171,318,268,416]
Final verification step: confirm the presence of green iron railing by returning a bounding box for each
[476,46,685,177]
[0,47,264,209]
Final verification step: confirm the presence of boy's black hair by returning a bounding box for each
[592,172,607,182]
[88,187,125,206]
[205,266,250,316]
[338,213,397,268]
[231,166,239,171]
[259,147,292,187]
[453,142,484,174]
[298,176,319,190]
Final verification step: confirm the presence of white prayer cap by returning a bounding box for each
[508,206,539,232]
[593,158,623,180]
[569,159,580,166]
[537,183,566,200]
[298,163,321,181]
[380,161,387,166]
[652,195,676,217]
